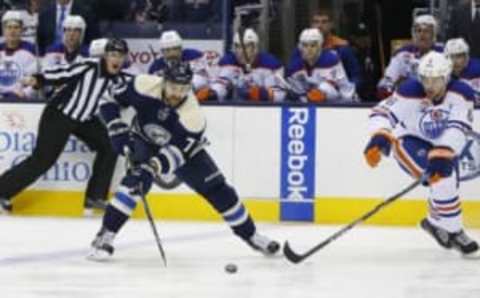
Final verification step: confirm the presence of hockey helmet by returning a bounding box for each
[444,38,470,57]
[2,10,23,27]
[159,30,183,49]
[418,51,452,81]
[163,62,193,85]
[233,28,259,45]
[105,38,129,55]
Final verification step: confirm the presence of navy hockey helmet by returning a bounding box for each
[163,62,193,85]
[105,38,129,54]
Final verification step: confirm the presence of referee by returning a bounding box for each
[0,38,131,215]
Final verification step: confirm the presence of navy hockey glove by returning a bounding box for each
[424,146,455,185]
[109,122,132,156]
[123,164,154,196]
[364,130,395,168]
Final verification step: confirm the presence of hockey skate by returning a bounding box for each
[450,230,479,256]
[246,232,280,255]
[420,218,452,249]
[0,197,12,214]
[86,228,115,261]
[83,198,107,217]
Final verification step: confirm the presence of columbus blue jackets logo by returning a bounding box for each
[0,61,21,87]
[419,108,450,139]
[143,124,171,146]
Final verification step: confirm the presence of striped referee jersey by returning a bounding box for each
[37,58,132,122]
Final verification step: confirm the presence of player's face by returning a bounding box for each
[300,41,322,63]
[311,15,331,35]
[449,53,469,76]
[164,81,191,107]
[162,47,182,62]
[234,43,258,65]
[104,51,127,74]
[421,75,447,102]
[3,22,22,44]
[63,28,82,49]
[413,25,434,50]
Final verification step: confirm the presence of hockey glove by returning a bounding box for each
[364,130,395,168]
[122,164,154,196]
[306,88,327,102]
[424,147,455,185]
[109,122,132,156]
[376,86,393,100]
[195,87,218,102]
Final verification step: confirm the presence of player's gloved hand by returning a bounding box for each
[195,87,218,102]
[424,147,455,185]
[376,86,393,100]
[306,88,327,102]
[109,122,132,156]
[248,86,272,101]
[363,129,395,168]
[123,164,154,196]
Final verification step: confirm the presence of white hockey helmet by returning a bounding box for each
[444,38,470,57]
[89,38,109,57]
[233,28,259,45]
[418,51,452,81]
[1,10,23,27]
[159,30,183,50]
[63,15,86,42]
[298,28,323,45]
[412,14,438,40]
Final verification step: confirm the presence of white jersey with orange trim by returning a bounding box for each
[210,51,286,102]
[368,78,475,155]
[0,40,38,98]
[378,44,444,90]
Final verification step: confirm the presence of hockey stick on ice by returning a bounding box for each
[283,178,422,264]
[125,149,167,266]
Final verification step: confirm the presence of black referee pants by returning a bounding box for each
[0,105,117,202]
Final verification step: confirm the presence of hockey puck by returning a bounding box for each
[225,263,238,274]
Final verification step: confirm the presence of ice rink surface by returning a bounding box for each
[1,216,480,298]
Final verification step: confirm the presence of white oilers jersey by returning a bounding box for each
[211,51,286,102]
[0,41,37,98]
[43,43,89,69]
[286,48,356,102]
[457,57,480,103]
[369,78,475,155]
[378,43,444,90]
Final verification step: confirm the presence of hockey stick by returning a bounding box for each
[125,149,167,266]
[283,178,422,264]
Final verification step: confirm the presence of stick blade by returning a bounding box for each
[283,241,304,264]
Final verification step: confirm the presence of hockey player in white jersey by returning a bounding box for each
[208,28,286,102]
[148,30,212,101]
[285,28,356,102]
[364,51,478,256]
[43,15,89,68]
[87,62,280,261]
[0,10,37,99]
[377,15,444,100]
[444,38,480,103]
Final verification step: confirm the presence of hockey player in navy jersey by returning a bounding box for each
[0,10,37,99]
[285,28,356,102]
[364,51,478,256]
[444,38,480,103]
[87,62,280,261]
[377,15,444,100]
[43,15,89,68]
[207,28,286,102]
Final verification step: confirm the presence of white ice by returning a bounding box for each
[1,216,480,298]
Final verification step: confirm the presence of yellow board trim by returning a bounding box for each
[10,191,480,228]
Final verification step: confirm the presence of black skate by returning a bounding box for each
[0,197,12,214]
[246,232,280,255]
[420,218,452,249]
[83,198,107,217]
[450,230,479,256]
[86,228,115,261]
